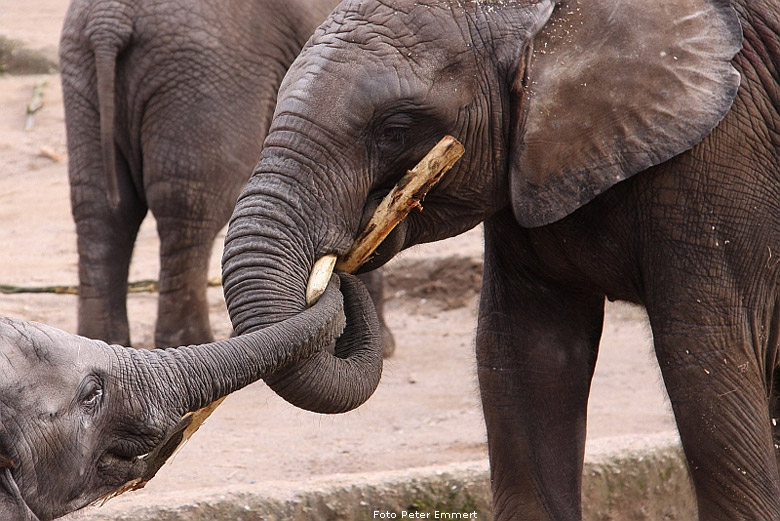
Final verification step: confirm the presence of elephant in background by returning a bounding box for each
[59,0,395,355]
[213,0,780,518]
[0,273,384,521]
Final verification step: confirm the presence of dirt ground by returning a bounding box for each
[0,2,677,518]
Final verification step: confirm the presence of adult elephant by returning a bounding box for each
[220,0,780,519]
[0,274,384,521]
[59,0,395,355]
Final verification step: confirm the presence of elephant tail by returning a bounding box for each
[84,0,134,209]
[93,45,120,208]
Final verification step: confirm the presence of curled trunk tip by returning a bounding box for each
[265,272,384,414]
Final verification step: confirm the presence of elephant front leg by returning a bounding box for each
[650,310,780,520]
[477,217,605,521]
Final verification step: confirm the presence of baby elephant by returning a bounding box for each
[0,274,384,521]
[59,0,395,354]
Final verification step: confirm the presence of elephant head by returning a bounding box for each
[221,0,741,394]
[0,274,381,521]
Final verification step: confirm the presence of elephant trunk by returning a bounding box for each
[116,276,363,418]
[220,167,384,413]
[262,274,383,413]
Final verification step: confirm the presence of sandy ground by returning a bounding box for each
[0,1,677,518]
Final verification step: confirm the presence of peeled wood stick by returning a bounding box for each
[39,145,65,162]
[306,135,465,306]
[107,398,229,497]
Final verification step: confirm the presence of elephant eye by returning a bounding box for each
[82,388,102,408]
[0,454,13,469]
[380,125,408,147]
[78,376,104,412]
[376,112,416,152]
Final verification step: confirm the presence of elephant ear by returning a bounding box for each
[508,0,742,227]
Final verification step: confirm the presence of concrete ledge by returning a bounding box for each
[582,432,694,520]
[75,432,693,521]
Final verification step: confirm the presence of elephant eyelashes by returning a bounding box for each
[374,111,424,151]
[375,123,411,155]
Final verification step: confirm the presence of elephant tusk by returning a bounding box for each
[306,254,337,307]
[305,136,465,306]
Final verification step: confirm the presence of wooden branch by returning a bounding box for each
[0,278,223,296]
[39,145,65,162]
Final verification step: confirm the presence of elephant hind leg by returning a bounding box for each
[154,216,217,347]
[74,160,146,346]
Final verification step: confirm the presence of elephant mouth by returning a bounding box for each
[355,220,407,272]
[353,188,408,272]
[97,413,196,501]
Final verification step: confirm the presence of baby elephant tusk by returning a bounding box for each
[306,254,337,307]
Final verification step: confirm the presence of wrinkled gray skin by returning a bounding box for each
[0,274,383,521]
[59,0,395,355]
[221,0,780,519]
